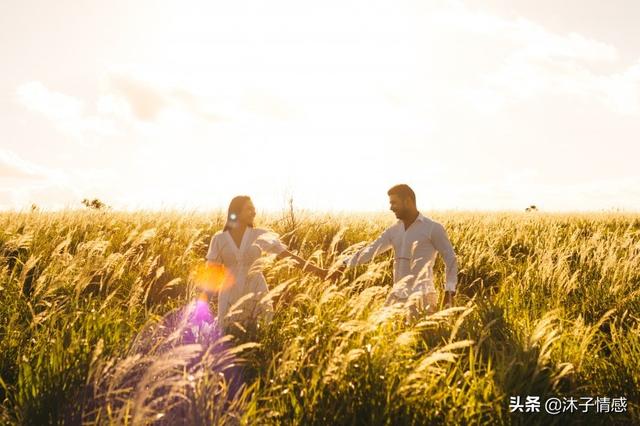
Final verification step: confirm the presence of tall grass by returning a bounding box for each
[0,210,638,424]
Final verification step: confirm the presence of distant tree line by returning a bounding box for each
[82,198,110,210]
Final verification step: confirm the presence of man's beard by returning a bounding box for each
[394,208,409,220]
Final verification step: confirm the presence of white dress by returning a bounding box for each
[205,227,287,327]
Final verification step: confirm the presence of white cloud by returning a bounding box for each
[16,81,117,144]
[428,4,640,115]
[0,148,47,180]
[0,149,71,185]
[596,62,640,115]
[0,182,82,211]
[0,148,81,210]
[6,1,640,211]
[100,69,228,123]
[430,4,618,62]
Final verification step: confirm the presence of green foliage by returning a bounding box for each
[0,211,638,424]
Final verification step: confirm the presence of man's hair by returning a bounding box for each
[387,184,416,204]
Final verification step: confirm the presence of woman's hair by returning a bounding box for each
[223,195,252,232]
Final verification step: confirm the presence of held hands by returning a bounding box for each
[303,263,330,279]
[301,262,345,281]
[313,266,329,279]
[325,264,346,282]
[444,290,455,309]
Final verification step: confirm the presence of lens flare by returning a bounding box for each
[193,262,234,293]
[190,299,213,325]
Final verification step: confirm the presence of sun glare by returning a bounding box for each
[192,261,234,293]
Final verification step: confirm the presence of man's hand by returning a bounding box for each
[444,290,455,308]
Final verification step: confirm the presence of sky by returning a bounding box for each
[1,0,639,212]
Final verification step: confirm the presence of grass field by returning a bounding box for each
[1,210,639,425]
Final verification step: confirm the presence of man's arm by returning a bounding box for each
[345,228,394,267]
[328,228,394,279]
[431,222,458,307]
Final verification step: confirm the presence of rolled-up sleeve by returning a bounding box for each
[344,227,394,267]
[431,223,458,292]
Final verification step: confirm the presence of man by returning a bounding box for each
[332,184,458,313]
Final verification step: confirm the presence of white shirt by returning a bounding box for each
[344,213,457,296]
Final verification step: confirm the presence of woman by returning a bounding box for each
[200,195,327,330]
